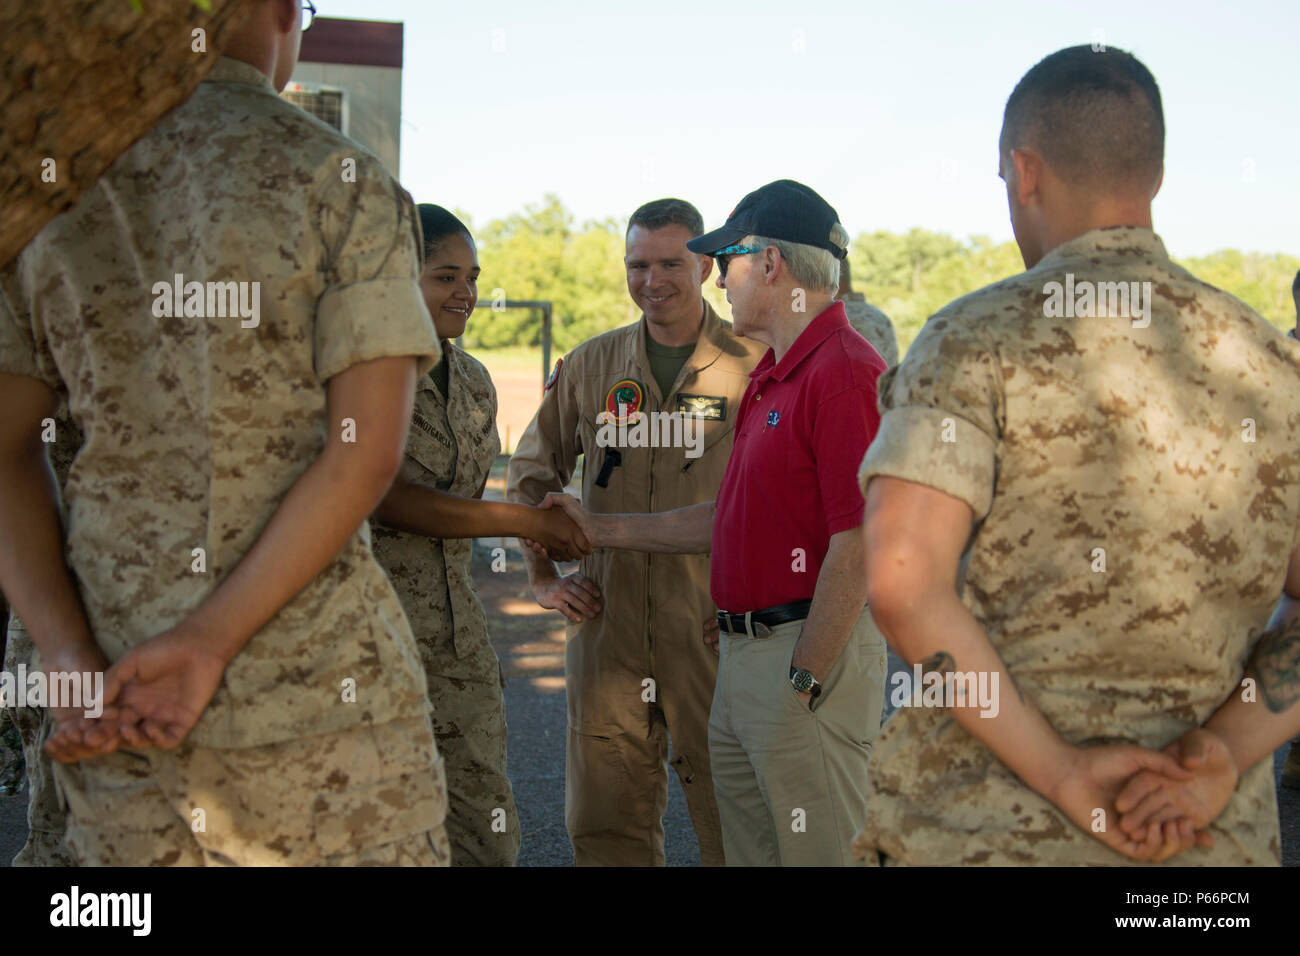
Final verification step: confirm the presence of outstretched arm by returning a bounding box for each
[542,493,714,554]
[374,479,590,561]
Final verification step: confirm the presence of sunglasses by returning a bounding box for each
[714,244,764,279]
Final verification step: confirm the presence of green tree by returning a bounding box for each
[1174,250,1300,331]
[466,195,633,352]
[460,198,1300,359]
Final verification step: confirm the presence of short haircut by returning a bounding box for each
[745,222,849,295]
[1293,269,1300,295]
[627,198,704,239]
[417,203,472,264]
[1000,45,1164,193]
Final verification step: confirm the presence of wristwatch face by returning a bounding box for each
[791,668,815,693]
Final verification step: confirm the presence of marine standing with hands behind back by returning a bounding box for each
[0,0,452,865]
[857,45,1300,864]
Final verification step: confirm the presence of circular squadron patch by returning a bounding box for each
[602,378,645,424]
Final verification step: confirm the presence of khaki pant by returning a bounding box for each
[708,606,887,866]
[52,715,450,866]
[563,613,725,867]
[565,694,723,867]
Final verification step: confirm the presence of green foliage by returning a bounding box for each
[462,195,635,352]
[459,196,1300,356]
[850,229,1023,354]
[1173,250,1300,333]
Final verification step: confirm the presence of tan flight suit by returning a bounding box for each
[842,297,900,367]
[508,303,765,865]
[371,343,520,866]
[3,412,81,866]
[0,56,448,865]
[858,225,1296,865]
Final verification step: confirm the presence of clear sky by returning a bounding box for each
[311,0,1299,258]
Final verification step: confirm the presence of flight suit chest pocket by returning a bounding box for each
[579,415,623,512]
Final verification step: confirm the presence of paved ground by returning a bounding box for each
[3,509,1298,866]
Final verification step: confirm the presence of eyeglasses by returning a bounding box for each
[302,1,316,31]
[714,244,764,279]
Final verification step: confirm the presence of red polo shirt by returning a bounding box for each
[710,301,885,613]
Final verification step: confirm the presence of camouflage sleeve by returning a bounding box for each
[0,263,59,388]
[877,312,900,368]
[857,313,1002,520]
[506,352,583,506]
[485,365,502,463]
[313,157,438,382]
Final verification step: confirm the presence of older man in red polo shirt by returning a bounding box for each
[541,180,889,865]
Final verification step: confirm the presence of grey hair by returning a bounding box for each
[744,223,848,294]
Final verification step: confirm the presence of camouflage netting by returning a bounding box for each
[0,0,257,269]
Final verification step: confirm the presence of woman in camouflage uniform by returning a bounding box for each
[371,205,584,865]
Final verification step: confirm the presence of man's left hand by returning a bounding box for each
[1115,728,1237,847]
[1046,742,1211,862]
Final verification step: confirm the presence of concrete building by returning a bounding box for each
[282,17,403,178]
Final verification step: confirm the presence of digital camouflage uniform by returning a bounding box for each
[371,343,520,866]
[3,411,81,865]
[0,595,18,796]
[857,226,1294,865]
[842,297,900,368]
[508,304,765,866]
[0,56,448,866]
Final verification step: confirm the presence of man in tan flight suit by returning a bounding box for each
[508,198,764,865]
[0,2,448,865]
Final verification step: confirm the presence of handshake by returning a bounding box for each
[520,493,603,562]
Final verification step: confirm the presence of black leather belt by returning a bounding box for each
[716,600,812,637]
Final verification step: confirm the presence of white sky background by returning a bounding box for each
[312,0,1299,258]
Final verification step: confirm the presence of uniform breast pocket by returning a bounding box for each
[578,416,623,511]
[462,428,499,494]
[406,423,455,486]
[459,401,496,444]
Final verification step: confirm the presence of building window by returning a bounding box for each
[281,84,345,132]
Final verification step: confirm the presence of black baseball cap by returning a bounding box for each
[686,179,847,260]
